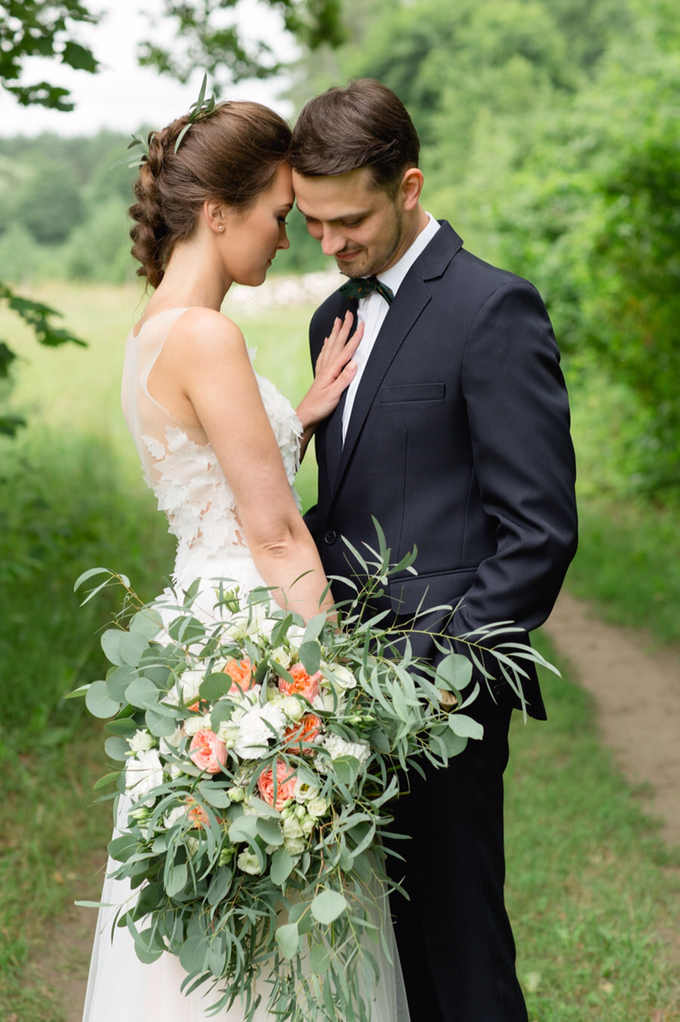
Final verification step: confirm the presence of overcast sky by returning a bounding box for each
[0,0,294,137]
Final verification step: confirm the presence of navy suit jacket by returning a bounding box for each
[305,221,577,719]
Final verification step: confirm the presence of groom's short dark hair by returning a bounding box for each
[289,79,420,193]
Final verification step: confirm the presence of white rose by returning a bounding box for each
[184,713,212,737]
[227,785,245,803]
[127,729,155,754]
[281,696,304,722]
[301,815,316,836]
[270,646,292,669]
[282,815,304,840]
[321,734,371,766]
[294,778,320,802]
[232,703,286,759]
[165,668,203,706]
[237,849,262,875]
[284,836,306,855]
[308,796,329,818]
[125,749,164,805]
[323,662,357,690]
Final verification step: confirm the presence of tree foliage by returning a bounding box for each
[0,0,99,109]
[138,0,346,92]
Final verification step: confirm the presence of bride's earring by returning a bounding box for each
[218,223,225,232]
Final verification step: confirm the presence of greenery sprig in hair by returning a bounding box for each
[110,74,220,170]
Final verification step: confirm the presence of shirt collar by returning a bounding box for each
[377,212,440,295]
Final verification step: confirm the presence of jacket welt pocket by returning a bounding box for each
[380,382,445,404]
[388,568,476,615]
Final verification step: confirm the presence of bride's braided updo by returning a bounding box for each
[129,102,291,289]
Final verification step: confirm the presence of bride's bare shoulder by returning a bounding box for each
[168,307,246,353]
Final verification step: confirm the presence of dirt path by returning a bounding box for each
[32,590,680,1020]
[543,590,680,847]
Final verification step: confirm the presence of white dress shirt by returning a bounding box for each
[341,213,441,441]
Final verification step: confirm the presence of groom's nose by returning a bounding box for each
[320,226,348,256]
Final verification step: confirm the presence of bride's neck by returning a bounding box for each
[153,237,232,312]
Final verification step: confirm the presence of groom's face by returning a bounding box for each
[292,167,408,278]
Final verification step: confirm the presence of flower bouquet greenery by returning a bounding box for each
[71,534,555,1020]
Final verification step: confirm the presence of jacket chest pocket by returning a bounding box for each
[380,382,446,404]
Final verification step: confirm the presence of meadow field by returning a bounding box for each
[0,282,678,1019]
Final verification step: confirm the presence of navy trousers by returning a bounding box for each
[385,692,528,1021]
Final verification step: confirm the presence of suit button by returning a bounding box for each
[324,530,337,545]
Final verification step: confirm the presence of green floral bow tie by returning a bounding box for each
[338,275,394,305]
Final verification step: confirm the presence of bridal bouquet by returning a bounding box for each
[71,536,554,1020]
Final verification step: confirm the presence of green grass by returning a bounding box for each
[0,283,678,1019]
[565,499,680,646]
[508,635,680,1019]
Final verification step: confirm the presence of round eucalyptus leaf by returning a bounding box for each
[100,630,125,667]
[104,735,130,761]
[130,608,163,640]
[311,890,348,925]
[86,680,121,719]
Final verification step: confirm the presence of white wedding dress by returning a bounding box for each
[82,307,410,1021]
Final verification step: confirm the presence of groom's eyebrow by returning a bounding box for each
[295,201,366,223]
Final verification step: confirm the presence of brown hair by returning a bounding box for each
[288,79,420,192]
[129,101,291,289]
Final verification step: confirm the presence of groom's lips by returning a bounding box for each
[335,250,362,262]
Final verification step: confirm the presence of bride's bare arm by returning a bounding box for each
[156,308,337,622]
[296,311,362,461]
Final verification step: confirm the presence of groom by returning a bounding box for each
[289,79,577,1020]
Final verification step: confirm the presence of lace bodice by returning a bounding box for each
[121,307,302,584]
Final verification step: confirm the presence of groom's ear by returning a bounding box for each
[399,168,424,211]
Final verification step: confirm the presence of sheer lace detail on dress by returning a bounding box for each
[121,309,302,586]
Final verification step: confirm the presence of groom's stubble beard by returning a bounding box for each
[336,203,404,279]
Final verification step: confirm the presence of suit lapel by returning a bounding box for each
[328,222,464,504]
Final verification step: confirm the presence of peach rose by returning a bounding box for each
[285,713,322,754]
[189,729,227,774]
[224,657,256,696]
[278,662,321,703]
[257,761,297,810]
[186,798,210,829]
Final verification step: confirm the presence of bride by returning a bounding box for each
[82,98,409,1020]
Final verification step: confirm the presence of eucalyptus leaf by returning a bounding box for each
[109,833,138,862]
[436,652,473,691]
[275,922,299,960]
[447,713,484,740]
[104,735,130,761]
[198,782,231,808]
[228,815,259,844]
[310,943,331,975]
[299,641,321,675]
[126,677,160,710]
[311,890,348,925]
[332,755,360,787]
[146,708,179,738]
[179,934,209,974]
[165,862,188,897]
[270,848,294,885]
[130,608,163,640]
[199,673,231,702]
[207,868,233,907]
[106,664,137,703]
[86,680,120,719]
[256,817,284,846]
